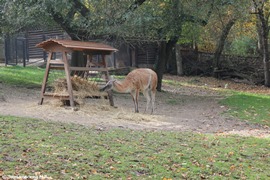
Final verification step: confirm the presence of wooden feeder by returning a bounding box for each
[36,39,118,107]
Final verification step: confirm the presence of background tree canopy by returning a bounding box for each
[1,0,270,88]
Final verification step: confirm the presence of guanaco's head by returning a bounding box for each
[99,80,116,92]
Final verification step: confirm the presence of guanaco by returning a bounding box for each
[100,68,158,114]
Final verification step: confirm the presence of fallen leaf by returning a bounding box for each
[230,165,236,171]
[110,166,116,170]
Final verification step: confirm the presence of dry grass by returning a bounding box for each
[113,108,164,123]
[52,75,107,103]
[34,95,165,125]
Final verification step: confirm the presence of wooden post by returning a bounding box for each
[63,51,75,107]
[102,54,114,106]
[38,52,53,105]
[84,54,92,78]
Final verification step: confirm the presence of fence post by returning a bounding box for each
[4,35,9,66]
[22,39,26,67]
[25,32,29,62]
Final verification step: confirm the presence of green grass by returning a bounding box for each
[0,66,44,88]
[0,116,269,179]
[221,92,270,126]
[163,78,270,127]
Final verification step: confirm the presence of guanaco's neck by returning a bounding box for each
[113,80,132,93]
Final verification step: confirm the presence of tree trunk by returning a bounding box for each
[263,60,270,86]
[260,20,270,86]
[166,39,177,74]
[213,18,236,76]
[155,42,167,92]
[175,44,183,75]
[253,0,270,87]
[256,21,263,57]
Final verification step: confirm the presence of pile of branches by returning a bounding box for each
[216,56,264,85]
[181,51,264,85]
[214,67,264,85]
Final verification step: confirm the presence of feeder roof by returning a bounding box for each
[36,39,118,54]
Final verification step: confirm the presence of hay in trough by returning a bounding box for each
[52,75,106,101]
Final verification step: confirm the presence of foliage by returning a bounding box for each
[227,35,257,56]
[0,0,266,56]
[180,22,201,45]
[221,92,270,126]
[0,0,57,34]
[198,0,252,52]
[226,15,258,56]
[0,0,215,41]
[0,115,269,179]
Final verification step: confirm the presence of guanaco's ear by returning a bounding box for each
[109,75,115,81]
[99,79,115,92]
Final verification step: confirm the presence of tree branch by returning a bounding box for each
[213,17,237,69]
[47,6,79,40]
[72,0,91,17]
[115,0,147,25]
[182,14,208,26]
[204,0,215,25]
[47,0,92,40]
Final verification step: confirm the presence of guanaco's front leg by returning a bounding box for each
[131,90,139,113]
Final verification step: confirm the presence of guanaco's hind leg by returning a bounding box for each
[150,90,156,114]
[143,89,151,113]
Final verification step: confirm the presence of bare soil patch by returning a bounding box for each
[0,76,269,138]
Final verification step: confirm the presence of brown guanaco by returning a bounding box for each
[100,68,157,114]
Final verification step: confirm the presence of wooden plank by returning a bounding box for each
[49,60,64,70]
[44,92,108,98]
[50,60,64,65]
[28,29,65,59]
[43,93,70,99]
[69,67,108,72]
[49,66,64,70]
[83,49,112,55]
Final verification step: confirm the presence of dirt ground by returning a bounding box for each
[0,75,269,138]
